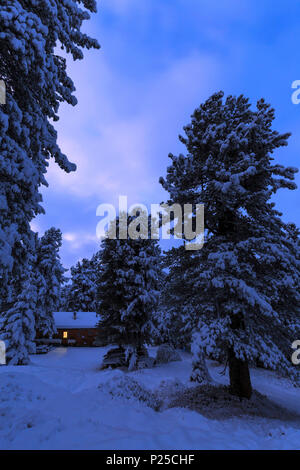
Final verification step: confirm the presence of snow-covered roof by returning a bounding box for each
[54,312,99,329]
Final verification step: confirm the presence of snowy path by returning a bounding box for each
[0,347,299,449]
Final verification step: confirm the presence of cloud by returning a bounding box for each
[41,0,300,269]
[46,51,220,208]
[62,231,98,252]
[30,220,41,234]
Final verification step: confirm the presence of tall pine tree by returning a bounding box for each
[160,92,300,398]
[34,228,65,338]
[97,215,161,370]
[1,251,37,365]
[0,1,99,363]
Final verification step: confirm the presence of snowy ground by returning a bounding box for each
[0,346,299,450]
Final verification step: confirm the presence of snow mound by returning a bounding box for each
[155,344,182,365]
[98,374,162,411]
[155,379,186,408]
[168,384,300,422]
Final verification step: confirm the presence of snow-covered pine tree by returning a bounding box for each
[0,1,99,362]
[97,214,161,370]
[157,246,199,350]
[1,249,37,365]
[34,228,65,338]
[90,251,103,313]
[190,333,212,384]
[59,282,72,311]
[69,258,97,312]
[160,92,300,398]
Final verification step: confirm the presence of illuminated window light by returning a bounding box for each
[63,331,68,339]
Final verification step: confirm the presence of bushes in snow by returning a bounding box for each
[98,374,161,411]
[101,346,155,371]
[155,344,182,365]
[167,384,300,421]
[155,379,186,409]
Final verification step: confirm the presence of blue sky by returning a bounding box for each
[32,0,300,269]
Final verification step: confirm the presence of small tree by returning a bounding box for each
[97,214,161,370]
[1,252,37,365]
[160,92,300,398]
[35,228,65,337]
[69,258,97,312]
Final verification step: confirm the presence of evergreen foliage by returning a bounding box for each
[97,215,161,370]
[160,92,300,397]
[0,1,99,362]
[34,228,65,337]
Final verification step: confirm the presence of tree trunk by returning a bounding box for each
[228,347,252,399]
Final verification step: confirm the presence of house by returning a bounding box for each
[36,312,100,347]
[54,311,100,346]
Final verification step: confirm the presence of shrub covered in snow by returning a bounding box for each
[155,379,186,408]
[167,384,300,422]
[101,347,127,369]
[101,346,155,371]
[155,344,182,365]
[98,374,162,411]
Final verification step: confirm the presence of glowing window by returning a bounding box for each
[63,331,68,339]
